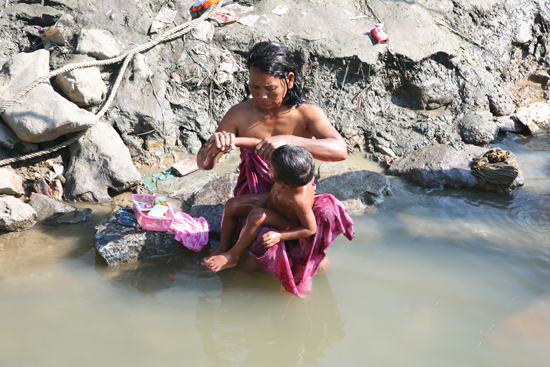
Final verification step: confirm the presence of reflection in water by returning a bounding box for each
[195,273,344,367]
[98,252,345,366]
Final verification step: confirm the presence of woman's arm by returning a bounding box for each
[197,105,242,170]
[254,102,348,162]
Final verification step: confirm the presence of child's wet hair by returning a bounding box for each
[246,41,304,108]
[270,145,315,187]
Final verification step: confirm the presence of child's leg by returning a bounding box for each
[204,206,295,272]
[204,193,269,258]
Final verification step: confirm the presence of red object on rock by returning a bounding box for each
[371,23,389,43]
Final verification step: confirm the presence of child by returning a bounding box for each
[203,144,317,273]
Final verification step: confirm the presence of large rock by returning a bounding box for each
[55,55,107,107]
[404,58,459,110]
[515,102,550,135]
[316,162,392,215]
[0,196,37,232]
[75,29,122,60]
[0,50,98,143]
[458,112,499,146]
[95,217,186,266]
[107,54,178,142]
[27,193,76,221]
[387,143,488,188]
[64,122,141,202]
[0,168,24,196]
[4,3,63,27]
[190,173,238,236]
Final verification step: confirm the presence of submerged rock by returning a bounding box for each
[44,208,92,225]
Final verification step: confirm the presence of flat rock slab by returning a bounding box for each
[94,217,187,266]
[387,143,487,188]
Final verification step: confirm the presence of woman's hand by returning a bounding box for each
[210,131,236,152]
[254,135,295,160]
[198,131,236,170]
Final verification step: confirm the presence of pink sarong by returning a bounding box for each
[234,149,355,297]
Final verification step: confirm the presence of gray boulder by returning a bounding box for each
[0,50,98,143]
[458,112,499,146]
[75,29,122,60]
[27,193,76,221]
[387,143,488,188]
[190,173,238,237]
[316,162,392,215]
[64,122,141,202]
[0,168,24,196]
[0,196,37,232]
[95,217,186,266]
[55,55,107,107]
[404,58,458,110]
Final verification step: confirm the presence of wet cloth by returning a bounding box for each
[235,149,355,297]
[170,210,210,252]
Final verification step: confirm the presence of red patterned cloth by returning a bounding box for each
[234,149,355,297]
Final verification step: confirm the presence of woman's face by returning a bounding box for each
[248,67,294,111]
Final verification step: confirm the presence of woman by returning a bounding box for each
[198,41,354,297]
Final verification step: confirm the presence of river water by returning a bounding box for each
[1,134,549,367]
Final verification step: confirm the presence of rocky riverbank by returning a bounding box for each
[1,0,549,237]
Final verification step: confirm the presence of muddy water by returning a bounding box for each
[1,134,549,367]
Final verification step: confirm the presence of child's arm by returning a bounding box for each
[234,137,261,150]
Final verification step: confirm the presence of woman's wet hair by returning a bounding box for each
[247,41,304,108]
[270,145,315,187]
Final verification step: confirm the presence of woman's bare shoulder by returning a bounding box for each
[294,101,330,123]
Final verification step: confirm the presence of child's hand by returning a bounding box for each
[261,231,281,248]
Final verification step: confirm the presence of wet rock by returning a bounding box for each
[0,196,37,232]
[316,162,391,215]
[6,3,64,27]
[64,122,141,202]
[387,143,488,188]
[471,148,524,192]
[190,173,238,236]
[95,217,186,266]
[0,168,24,196]
[0,50,98,143]
[28,193,76,221]
[75,29,122,60]
[515,102,550,135]
[404,57,458,110]
[55,55,107,107]
[45,208,92,225]
[458,112,499,146]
